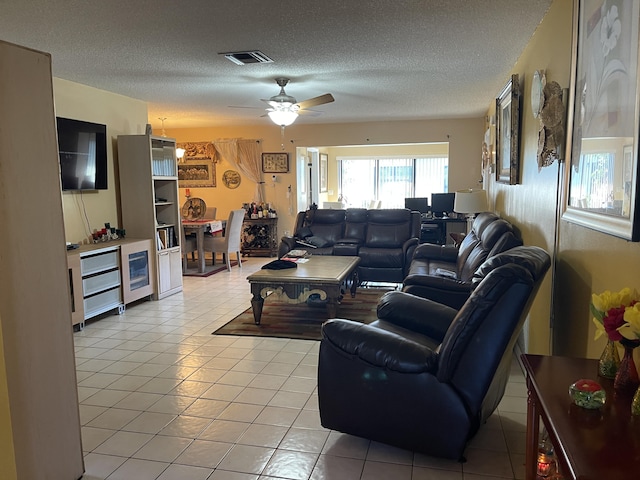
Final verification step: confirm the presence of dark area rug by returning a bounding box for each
[182,259,242,277]
[213,288,394,340]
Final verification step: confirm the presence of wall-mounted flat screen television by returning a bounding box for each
[431,192,455,218]
[404,197,430,214]
[56,117,108,191]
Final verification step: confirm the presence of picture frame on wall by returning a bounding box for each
[178,159,216,188]
[495,74,521,184]
[320,153,328,193]
[562,0,640,241]
[262,152,289,173]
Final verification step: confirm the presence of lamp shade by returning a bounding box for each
[267,109,298,126]
[453,189,488,214]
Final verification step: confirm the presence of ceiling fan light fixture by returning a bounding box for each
[268,109,298,126]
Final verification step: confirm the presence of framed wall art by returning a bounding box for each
[178,159,216,188]
[562,0,640,241]
[495,74,521,184]
[177,141,216,162]
[262,152,289,173]
[320,153,328,193]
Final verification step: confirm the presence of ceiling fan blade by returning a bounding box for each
[295,93,334,110]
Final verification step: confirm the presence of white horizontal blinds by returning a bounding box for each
[569,153,614,210]
[338,156,448,208]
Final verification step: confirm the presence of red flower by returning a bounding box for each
[603,306,627,341]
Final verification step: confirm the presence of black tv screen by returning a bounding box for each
[431,192,455,217]
[404,197,430,214]
[57,117,107,191]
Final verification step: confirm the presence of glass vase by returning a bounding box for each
[613,340,640,394]
[598,339,620,379]
[632,386,640,416]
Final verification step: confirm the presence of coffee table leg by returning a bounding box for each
[326,298,338,318]
[350,270,359,297]
[251,293,264,325]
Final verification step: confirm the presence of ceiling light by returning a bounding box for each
[267,109,298,127]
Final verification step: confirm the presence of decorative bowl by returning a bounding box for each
[569,378,606,409]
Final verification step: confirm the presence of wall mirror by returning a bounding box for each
[563,0,640,241]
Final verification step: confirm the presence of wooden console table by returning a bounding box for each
[521,354,640,480]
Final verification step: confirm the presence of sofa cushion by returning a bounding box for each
[365,209,413,248]
[358,246,404,268]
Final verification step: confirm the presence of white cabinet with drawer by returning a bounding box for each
[79,246,123,321]
[67,239,155,327]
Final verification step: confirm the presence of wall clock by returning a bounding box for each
[222,170,241,189]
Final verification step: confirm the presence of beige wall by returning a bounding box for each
[484,0,573,354]
[484,0,637,359]
[54,78,149,244]
[165,118,482,237]
[0,321,17,480]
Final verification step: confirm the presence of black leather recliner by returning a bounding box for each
[317,246,550,460]
[402,211,522,309]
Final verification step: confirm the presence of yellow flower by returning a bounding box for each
[621,303,640,341]
[592,317,607,340]
[592,288,639,313]
[591,288,640,342]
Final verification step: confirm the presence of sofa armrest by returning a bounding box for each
[376,291,458,343]
[412,243,458,262]
[321,319,438,374]
[278,236,297,258]
[402,236,419,261]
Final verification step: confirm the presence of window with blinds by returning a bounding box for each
[338,156,448,208]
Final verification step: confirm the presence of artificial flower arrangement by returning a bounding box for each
[591,288,640,413]
[591,287,640,342]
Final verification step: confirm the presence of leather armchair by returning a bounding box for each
[317,246,550,460]
[357,209,420,283]
[402,211,522,309]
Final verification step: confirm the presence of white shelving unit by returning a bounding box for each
[117,135,183,299]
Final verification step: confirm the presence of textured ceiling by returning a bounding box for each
[1,0,553,130]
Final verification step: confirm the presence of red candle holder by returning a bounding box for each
[537,450,553,477]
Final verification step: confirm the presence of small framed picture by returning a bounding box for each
[320,153,328,192]
[262,153,289,173]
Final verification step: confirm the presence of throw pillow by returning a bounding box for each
[296,226,313,239]
[307,235,331,248]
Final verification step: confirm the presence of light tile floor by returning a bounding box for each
[74,257,529,480]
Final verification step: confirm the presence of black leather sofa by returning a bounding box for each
[278,208,421,283]
[317,246,551,460]
[402,212,522,309]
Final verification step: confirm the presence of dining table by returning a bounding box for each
[182,218,225,273]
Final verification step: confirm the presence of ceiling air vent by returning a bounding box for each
[221,51,273,65]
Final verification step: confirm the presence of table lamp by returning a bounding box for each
[454,189,488,231]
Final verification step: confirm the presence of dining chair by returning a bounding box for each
[181,226,197,273]
[203,206,217,220]
[202,209,245,271]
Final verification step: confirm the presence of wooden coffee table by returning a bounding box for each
[247,256,360,325]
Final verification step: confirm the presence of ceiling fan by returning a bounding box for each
[262,77,334,127]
